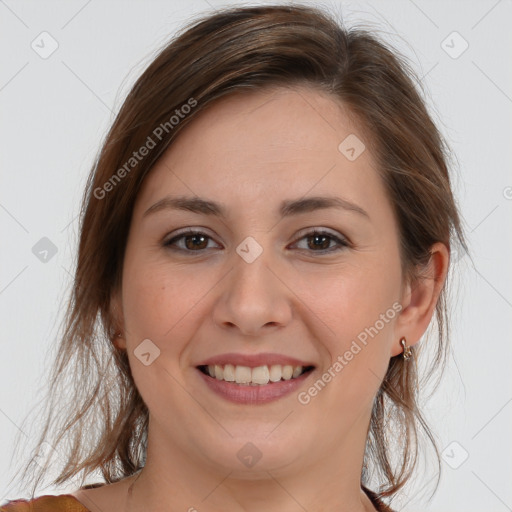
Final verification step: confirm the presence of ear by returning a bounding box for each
[110,289,126,350]
[391,242,450,357]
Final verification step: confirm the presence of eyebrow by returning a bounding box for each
[143,195,370,220]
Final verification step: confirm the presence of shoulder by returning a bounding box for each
[1,474,138,512]
[0,494,89,511]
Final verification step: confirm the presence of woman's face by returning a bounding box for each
[118,87,408,478]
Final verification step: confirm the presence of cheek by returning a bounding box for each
[120,256,210,413]
[298,259,401,405]
[297,260,400,345]
[123,261,193,339]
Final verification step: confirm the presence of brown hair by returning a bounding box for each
[9,3,467,503]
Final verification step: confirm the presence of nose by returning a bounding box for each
[212,245,293,336]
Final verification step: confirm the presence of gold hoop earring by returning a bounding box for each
[400,337,412,360]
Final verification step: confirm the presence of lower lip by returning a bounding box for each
[196,368,314,404]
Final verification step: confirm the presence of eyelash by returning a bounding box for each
[163,229,350,255]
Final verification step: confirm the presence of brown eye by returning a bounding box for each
[164,230,219,252]
[307,234,331,251]
[292,230,349,254]
[183,234,209,250]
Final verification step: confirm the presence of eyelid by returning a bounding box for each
[292,226,347,241]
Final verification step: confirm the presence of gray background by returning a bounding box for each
[1,1,511,511]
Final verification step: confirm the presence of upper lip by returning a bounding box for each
[196,353,315,368]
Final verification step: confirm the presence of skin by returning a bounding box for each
[71,86,449,512]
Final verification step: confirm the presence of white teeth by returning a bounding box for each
[235,365,252,384]
[251,366,270,385]
[292,365,303,378]
[204,364,307,385]
[269,364,282,382]
[223,364,235,382]
[282,365,293,380]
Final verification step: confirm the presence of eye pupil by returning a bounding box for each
[185,234,208,250]
[308,234,330,250]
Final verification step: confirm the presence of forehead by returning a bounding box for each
[135,86,385,218]
[168,86,369,165]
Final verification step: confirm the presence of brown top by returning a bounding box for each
[0,486,393,511]
[0,494,88,511]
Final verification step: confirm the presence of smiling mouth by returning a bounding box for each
[197,364,315,386]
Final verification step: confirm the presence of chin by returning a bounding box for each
[195,433,305,477]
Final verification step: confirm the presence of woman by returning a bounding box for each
[2,4,466,512]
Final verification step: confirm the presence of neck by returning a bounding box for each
[124,418,377,512]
